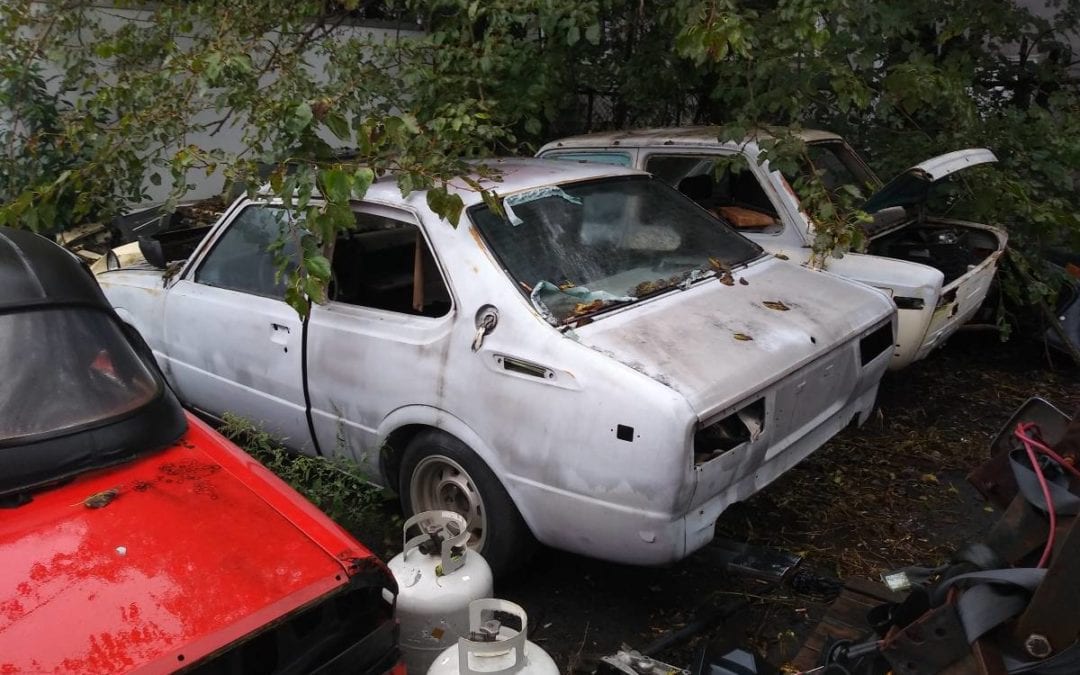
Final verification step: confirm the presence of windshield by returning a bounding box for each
[1,307,159,444]
[470,176,762,324]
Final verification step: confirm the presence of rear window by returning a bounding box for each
[0,307,158,443]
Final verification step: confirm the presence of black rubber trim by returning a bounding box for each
[300,307,323,457]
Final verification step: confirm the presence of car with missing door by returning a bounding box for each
[96,159,896,576]
[538,128,1008,369]
[0,227,403,674]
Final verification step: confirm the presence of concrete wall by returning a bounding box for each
[36,3,422,206]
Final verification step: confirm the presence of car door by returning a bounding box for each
[306,204,455,472]
[162,203,313,451]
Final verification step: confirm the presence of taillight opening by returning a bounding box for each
[694,399,765,466]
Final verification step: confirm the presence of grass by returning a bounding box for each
[219,413,401,554]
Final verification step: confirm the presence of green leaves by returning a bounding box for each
[3,0,1077,344]
[285,101,313,136]
[585,23,601,45]
[425,186,465,227]
[305,254,332,281]
[324,112,351,142]
[319,168,351,203]
[352,168,374,198]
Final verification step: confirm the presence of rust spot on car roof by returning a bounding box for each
[467,226,486,248]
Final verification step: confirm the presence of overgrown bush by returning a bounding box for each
[2,1,1077,355]
[553,1,1080,359]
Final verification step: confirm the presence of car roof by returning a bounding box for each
[362,157,646,206]
[0,227,106,311]
[539,126,844,150]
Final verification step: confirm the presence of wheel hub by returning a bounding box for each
[411,455,487,551]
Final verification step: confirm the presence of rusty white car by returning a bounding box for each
[96,159,895,576]
[538,128,1008,369]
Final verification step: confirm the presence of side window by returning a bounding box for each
[330,213,451,318]
[803,143,876,197]
[645,155,784,234]
[195,206,299,298]
[545,151,632,167]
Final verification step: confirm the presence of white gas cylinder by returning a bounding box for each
[388,510,494,675]
[427,599,559,675]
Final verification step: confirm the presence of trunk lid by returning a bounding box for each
[574,258,891,421]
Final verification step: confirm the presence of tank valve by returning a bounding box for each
[470,619,501,642]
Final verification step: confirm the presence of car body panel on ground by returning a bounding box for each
[538,128,1008,369]
[0,227,401,674]
[97,159,894,568]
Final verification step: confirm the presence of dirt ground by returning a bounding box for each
[482,330,1079,672]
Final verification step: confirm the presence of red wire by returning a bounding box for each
[1014,423,1058,568]
[1017,425,1080,481]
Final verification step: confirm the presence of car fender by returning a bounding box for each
[375,404,542,533]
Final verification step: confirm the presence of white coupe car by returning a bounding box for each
[97,159,895,576]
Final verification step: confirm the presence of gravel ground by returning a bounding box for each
[338,329,1077,672]
[492,330,1079,672]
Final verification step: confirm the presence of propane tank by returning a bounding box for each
[427,598,559,675]
[388,510,494,675]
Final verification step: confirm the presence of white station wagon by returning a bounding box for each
[539,128,1008,369]
[97,160,895,575]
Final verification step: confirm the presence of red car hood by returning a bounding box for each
[0,413,377,674]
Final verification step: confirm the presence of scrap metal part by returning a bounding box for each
[599,646,689,675]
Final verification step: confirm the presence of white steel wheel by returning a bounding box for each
[408,454,487,552]
[399,430,535,578]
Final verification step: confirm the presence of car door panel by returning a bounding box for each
[161,204,312,451]
[305,206,455,476]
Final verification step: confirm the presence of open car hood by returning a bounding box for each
[862,148,998,220]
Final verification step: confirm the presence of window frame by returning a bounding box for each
[323,202,456,320]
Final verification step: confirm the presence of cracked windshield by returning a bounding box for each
[470,176,761,324]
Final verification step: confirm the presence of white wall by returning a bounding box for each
[35,2,423,206]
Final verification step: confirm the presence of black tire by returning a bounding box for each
[398,430,534,578]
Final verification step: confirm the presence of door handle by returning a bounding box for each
[269,322,291,350]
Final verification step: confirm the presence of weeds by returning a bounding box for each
[219,413,400,554]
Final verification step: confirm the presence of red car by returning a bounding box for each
[0,227,404,674]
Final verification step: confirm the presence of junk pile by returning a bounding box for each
[797,397,1080,675]
[57,197,225,266]
[572,538,843,675]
